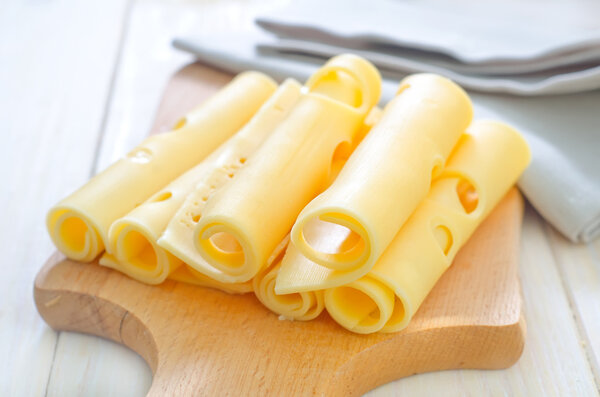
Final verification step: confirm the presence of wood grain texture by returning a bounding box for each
[0,0,131,395]
[35,63,525,396]
[547,226,600,385]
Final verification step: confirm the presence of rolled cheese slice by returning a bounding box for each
[192,54,382,283]
[99,253,252,294]
[160,106,382,288]
[281,74,473,292]
[323,120,531,334]
[47,71,277,262]
[99,79,302,284]
[169,266,253,294]
[253,238,325,321]
[253,108,382,321]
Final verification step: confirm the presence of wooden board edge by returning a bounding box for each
[34,281,159,373]
[34,262,525,397]
[325,314,526,396]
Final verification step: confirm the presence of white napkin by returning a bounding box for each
[255,0,600,95]
[173,25,600,242]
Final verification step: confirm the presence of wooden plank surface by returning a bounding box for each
[547,226,600,385]
[0,0,132,395]
[2,0,600,395]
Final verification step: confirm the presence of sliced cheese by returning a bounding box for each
[159,106,382,288]
[252,235,324,321]
[100,253,252,294]
[284,74,473,292]
[252,108,383,321]
[169,266,253,294]
[254,263,325,322]
[323,120,531,334]
[98,79,302,284]
[47,71,277,262]
[156,82,305,285]
[191,54,382,283]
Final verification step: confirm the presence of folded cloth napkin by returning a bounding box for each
[253,0,600,96]
[173,1,600,242]
[472,94,600,242]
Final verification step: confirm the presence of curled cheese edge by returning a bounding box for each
[278,74,473,293]
[47,71,277,263]
[323,120,531,334]
[252,236,325,321]
[99,253,252,294]
[160,104,382,289]
[99,79,303,285]
[252,108,382,321]
[191,54,382,284]
[169,266,253,294]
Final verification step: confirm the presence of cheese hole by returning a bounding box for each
[310,70,363,108]
[122,230,157,272]
[151,191,172,202]
[192,214,201,223]
[329,141,352,184]
[433,225,453,256]
[59,216,88,253]
[239,157,247,164]
[456,179,479,214]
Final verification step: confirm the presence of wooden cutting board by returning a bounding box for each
[34,62,526,397]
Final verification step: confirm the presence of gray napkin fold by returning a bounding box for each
[173,30,600,242]
[256,0,600,65]
[255,0,600,96]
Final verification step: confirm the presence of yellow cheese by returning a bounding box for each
[98,79,302,284]
[191,54,382,283]
[169,266,253,294]
[157,105,381,288]
[252,107,382,321]
[253,237,324,321]
[323,120,531,334]
[282,74,473,292]
[47,72,277,262]
[99,253,252,294]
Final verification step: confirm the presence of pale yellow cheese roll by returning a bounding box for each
[253,238,325,321]
[47,71,277,262]
[98,252,251,293]
[285,74,473,291]
[98,79,302,284]
[156,105,381,286]
[324,120,531,334]
[169,266,253,294]
[192,54,382,283]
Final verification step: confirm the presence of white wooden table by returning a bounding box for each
[2,0,599,395]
